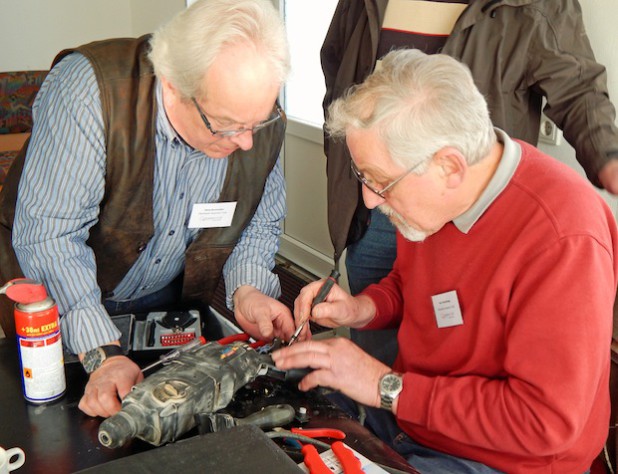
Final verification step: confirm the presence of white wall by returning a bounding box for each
[0,0,184,71]
[129,0,186,38]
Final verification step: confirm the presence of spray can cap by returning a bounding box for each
[0,278,48,304]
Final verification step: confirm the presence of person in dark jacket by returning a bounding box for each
[321,0,618,364]
[0,0,293,418]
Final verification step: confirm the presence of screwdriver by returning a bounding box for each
[141,336,206,373]
[288,269,340,345]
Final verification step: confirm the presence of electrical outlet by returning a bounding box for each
[538,114,562,146]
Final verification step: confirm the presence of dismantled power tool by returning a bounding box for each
[98,341,306,448]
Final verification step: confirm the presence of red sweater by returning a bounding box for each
[363,141,618,473]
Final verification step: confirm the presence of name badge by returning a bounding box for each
[188,202,237,229]
[431,290,463,328]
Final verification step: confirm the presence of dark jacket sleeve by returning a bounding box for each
[528,0,618,184]
[319,0,386,258]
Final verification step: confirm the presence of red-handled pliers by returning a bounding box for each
[291,427,346,440]
[292,428,363,474]
[215,333,267,349]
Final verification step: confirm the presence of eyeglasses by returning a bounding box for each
[350,159,424,198]
[192,98,282,138]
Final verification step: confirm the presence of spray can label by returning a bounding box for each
[15,297,66,403]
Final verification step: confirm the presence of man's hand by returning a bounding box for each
[78,356,143,418]
[292,281,376,341]
[233,285,295,341]
[598,158,618,195]
[272,338,391,408]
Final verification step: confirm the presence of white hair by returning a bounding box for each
[149,0,290,99]
[327,49,496,171]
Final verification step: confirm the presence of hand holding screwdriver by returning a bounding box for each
[288,269,340,345]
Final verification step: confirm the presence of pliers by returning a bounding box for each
[215,332,268,349]
[291,428,363,474]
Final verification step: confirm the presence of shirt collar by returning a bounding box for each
[452,128,521,233]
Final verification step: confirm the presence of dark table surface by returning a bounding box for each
[0,336,416,474]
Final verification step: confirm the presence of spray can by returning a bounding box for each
[14,297,66,403]
[1,278,66,404]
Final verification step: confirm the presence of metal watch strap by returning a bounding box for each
[379,372,403,410]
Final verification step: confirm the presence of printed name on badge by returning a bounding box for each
[431,290,464,328]
[188,202,237,229]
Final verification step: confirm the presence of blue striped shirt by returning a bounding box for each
[13,53,285,354]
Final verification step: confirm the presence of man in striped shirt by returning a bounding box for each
[0,0,295,418]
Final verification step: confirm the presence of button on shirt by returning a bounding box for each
[13,53,285,354]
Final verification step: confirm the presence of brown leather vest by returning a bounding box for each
[0,36,285,335]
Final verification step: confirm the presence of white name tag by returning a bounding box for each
[431,290,464,328]
[188,202,237,229]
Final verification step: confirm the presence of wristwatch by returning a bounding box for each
[81,344,124,374]
[379,372,403,410]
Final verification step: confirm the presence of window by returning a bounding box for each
[282,0,338,127]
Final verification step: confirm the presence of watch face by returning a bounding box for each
[380,373,403,410]
[82,345,124,374]
[382,374,402,393]
[82,347,104,374]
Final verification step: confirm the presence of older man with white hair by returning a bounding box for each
[274,49,618,473]
[0,0,293,418]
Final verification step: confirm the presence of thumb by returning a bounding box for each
[256,317,274,340]
[312,302,332,321]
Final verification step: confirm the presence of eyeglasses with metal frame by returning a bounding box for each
[350,159,424,198]
[192,98,282,138]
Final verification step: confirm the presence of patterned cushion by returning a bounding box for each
[0,70,47,187]
[0,70,47,134]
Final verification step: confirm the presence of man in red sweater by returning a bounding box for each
[273,49,618,473]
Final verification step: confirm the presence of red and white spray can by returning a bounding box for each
[1,278,66,403]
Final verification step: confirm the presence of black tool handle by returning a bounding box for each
[263,362,313,383]
[235,404,296,430]
[311,269,341,307]
[147,320,156,347]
